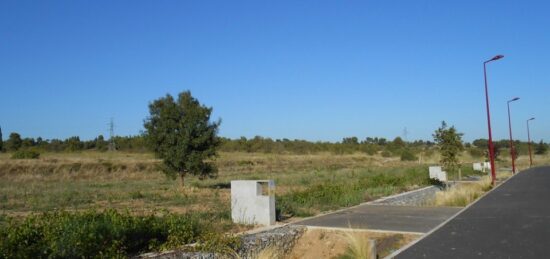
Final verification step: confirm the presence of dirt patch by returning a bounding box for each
[287,228,420,259]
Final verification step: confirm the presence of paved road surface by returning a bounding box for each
[395,166,550,258]
[295,204,461,233]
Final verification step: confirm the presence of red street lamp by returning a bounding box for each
[507,97,520,174]
[483,54,504,185]
[527,117,535,167]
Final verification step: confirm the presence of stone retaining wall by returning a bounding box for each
[138,225,305,259]
[370,186,441,206]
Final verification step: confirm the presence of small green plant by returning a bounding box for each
[10,149,40,159]
[0,209,204,258]
[380,151,392,157]
[400,149,417,161]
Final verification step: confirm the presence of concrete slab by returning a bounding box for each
[294,204,461,233]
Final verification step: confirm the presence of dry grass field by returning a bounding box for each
[0,151,412,218]
[1,150,546,220]
[0,150,547,257]
[0,151,544,223]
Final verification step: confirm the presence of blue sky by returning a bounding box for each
[1,1,549,142]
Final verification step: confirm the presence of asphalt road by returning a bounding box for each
[295,204,461,233]
[395,166,550,258]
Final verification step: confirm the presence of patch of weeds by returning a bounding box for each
[130,191,145,199]
[0,209,205,258]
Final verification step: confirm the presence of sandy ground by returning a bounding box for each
[288,228,420,259]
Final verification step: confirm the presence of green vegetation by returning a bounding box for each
[0,126,3,152]
[535,140,548,155]
[276,167,431,217]
[0,209,239,258]
[10,149,40,159]
[143,91,221,186]
[433,121,464,173]
[5,133,22,151]
[400,149,417,161]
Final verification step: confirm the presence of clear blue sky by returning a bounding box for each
[1,1,549,142]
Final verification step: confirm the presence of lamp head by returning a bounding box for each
[491,55,504,61]
[510,97,520,102]
[529,117,535,121]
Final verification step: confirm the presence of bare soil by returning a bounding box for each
[288,228,420,259]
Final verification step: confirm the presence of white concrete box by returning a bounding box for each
[483,162,491,170]
[429,166,447,182]
[473,163,483,171]
[231,180,275,226]
[429,166,442,179]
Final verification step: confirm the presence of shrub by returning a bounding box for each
[400,150,417,161]
[468,147,484,158]
[11,149,40,159]
[380,151,392,157]
[0,210,204,258]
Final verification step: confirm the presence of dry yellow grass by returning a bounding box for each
[0,151,408,218]
[433,176,493,207]
[340,230,376,259]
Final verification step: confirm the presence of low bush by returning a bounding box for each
[11,149,40,159]
[380,151,392,157]
[0,209,209,258]
[400,150,417,161]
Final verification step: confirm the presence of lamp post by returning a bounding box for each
[483,55,504,185]
[507,97,520,174]
[527,117,535,167]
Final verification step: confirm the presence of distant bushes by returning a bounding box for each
[0,210,236,258]
[11,149,40,159]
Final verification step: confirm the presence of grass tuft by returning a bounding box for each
[433,176,492,207]
[340,230,376,259]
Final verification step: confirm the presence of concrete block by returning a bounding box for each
[231,180,275,226]
[429,166,447,182]
[483,162,491,170]
[429,166,442,179]
[437,171,447,182]
[473,163,483,171]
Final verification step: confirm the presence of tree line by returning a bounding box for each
[1,128,547,157]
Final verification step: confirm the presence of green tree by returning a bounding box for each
[65,136,83,152]
[144,91,221,187]
[433,121,464,173]
[6,132,22,151]
[535,140,548,155]
[342,137,359,145]
[96,135,108,151]
[0,126,3,152]
[392,136,406,147]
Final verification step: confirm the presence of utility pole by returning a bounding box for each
[108,118,116,151]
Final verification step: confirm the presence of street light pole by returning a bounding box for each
[483,55,504,186]
[507,97,520,174]
[527,117,535,167]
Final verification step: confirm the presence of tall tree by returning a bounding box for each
[535,140,548,155]
[144,91,221,187]
[433,121,464,173]
[0,126,3,152]
[6,132,22,151]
